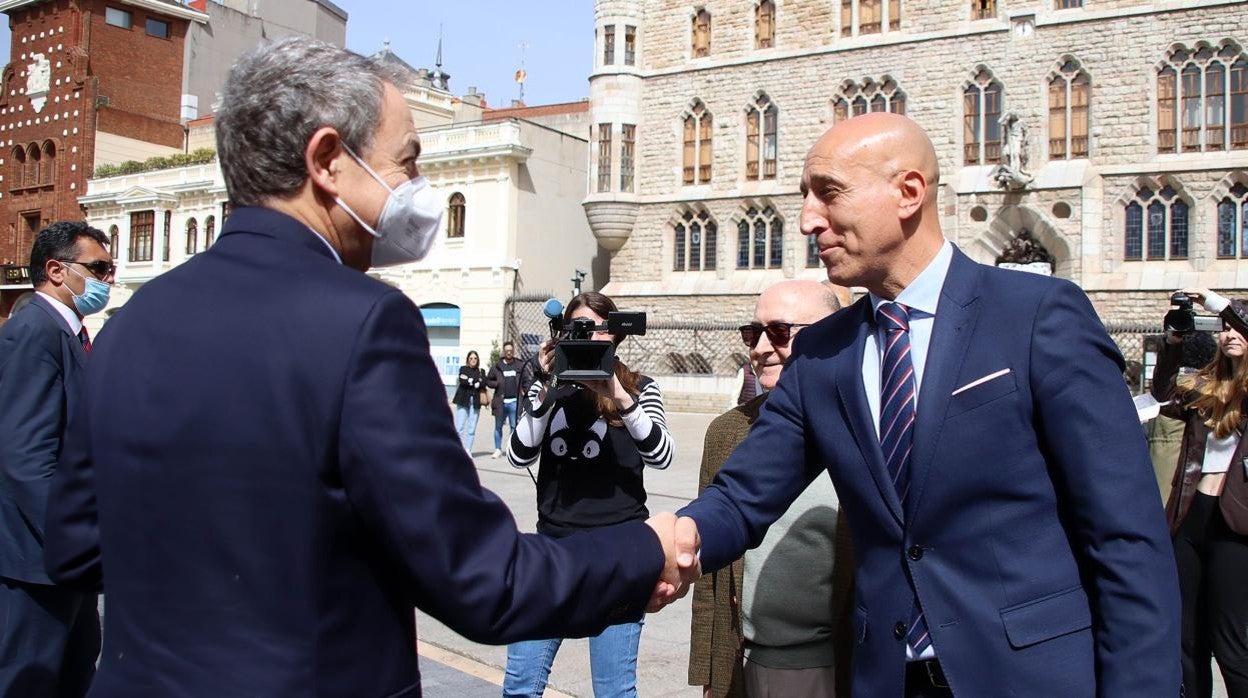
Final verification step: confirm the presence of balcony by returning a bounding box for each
[416,120,532,167]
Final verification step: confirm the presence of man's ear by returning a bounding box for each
[305,126,345,200]
[44,258,67,286]
[896,168,928,222]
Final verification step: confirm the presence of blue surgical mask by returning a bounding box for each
[66,266,111,316]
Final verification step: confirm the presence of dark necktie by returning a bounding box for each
[876,301,931,655]
[78,326,91,354]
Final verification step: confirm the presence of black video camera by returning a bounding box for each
[1164,292,1223,335]
[544,299,647,381]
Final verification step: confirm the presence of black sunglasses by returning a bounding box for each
[58,259,116,278]
[739,322,812,348]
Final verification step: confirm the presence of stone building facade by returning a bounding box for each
[583,0,1248,372]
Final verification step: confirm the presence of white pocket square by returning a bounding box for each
[951,368,1012,396]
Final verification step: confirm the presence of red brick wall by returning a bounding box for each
[0,0,187,269]
[87,0,187,147]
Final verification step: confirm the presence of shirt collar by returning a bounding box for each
[309,228,343,264]
[35,291,82,334]
[869,239,953,319]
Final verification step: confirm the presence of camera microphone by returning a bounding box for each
[542,297,564,320]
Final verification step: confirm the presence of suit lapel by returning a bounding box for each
[30,294,87,368]
[906,248,982,520]
[836,300,904,527]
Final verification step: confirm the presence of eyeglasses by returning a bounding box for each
[739,322,812,348]
[58,259,116,279]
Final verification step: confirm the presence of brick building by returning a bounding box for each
[583,0,1248,374]
[0,0,206,316]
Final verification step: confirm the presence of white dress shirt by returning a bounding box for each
[860,238,953,661]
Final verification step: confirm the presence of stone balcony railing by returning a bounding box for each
[416,120,532,165]
[80,163,224,201]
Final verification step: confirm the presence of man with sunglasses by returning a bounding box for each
[690,280,853,698]
[0,220,112,697]
[667,114,1179,697]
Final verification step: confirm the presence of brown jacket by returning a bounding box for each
[687,394,854,697]
[1152,299,1248,537]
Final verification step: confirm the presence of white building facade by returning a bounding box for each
[81,89,599,392]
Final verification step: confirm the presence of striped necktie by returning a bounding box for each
[78,326,91,354]
[876,301,931,655]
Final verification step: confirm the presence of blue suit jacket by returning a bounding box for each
[681,248,1180,697]
[0,293,87,584]
[43,208,663,698]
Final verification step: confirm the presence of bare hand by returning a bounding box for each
[1179,288,1212,305]
[644,514,702,612]
[644,512,680,612]
[538,339,556,375]
[578,373,634,410]
[675,515,702,590]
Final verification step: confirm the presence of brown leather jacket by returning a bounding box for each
[1150,299,1248,537]
[688,394,854,698]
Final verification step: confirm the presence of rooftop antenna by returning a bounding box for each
[431,25,450,91]
[514,40,528,104]
[435,25,443,69]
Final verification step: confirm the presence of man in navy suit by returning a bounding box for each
[42,38,678,697]
[666,114,1180,696]
[0,221,112,697]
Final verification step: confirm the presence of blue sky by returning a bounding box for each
[0,1,595,107]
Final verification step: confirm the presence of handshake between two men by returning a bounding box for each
[644,513,703,612]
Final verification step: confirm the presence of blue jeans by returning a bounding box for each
[453,404,479,452]
[502,617,644,697]
[494,399,518,450]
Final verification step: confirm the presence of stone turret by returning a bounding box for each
[582,0,643,253]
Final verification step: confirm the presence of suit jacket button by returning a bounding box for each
[894,621,907,640]
[908,545,924,561]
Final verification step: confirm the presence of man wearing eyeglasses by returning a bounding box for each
[0,220,112,697]
[689,280,853,698]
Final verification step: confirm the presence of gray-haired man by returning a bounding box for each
[42,37,680,697]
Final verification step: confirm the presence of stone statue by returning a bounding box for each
[26,53,50,113]
[993,111,1033,190]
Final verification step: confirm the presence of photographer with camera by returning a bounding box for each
[1151,288,1248,698]
[502,291,673,698]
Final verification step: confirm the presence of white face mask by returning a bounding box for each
[335,144,444,267]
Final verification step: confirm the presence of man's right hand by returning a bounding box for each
[644,513,702,612]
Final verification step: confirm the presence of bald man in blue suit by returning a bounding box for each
[669,114,1180,697]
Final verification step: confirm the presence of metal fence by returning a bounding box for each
[1106,322,1165,396]
[505,293,1169,391]
[504,292,747,376]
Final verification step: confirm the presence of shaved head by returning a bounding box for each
[757,280,841,322]
[749,280,842,390]
[799,113,946,299]
[810,112,940,201]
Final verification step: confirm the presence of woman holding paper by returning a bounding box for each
[1151,288,1248,698]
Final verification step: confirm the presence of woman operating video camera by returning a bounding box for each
[503,291,673,698]
[1151,288,1248,698]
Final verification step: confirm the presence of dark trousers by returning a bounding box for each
[1175,492,1248,698]
[0,578,100,698]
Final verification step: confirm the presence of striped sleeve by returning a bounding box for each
[621,380,674,469]
[507,381,549,468]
